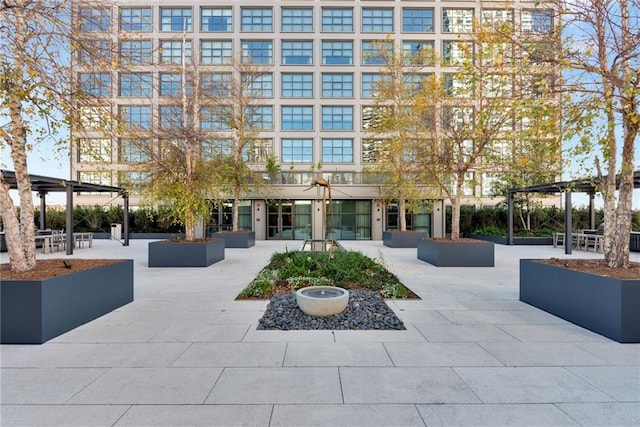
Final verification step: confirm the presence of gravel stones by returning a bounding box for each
[257,290,406,330]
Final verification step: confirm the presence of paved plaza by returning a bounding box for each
[1,239,639,426]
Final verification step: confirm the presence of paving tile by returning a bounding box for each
[212,310,266,324]
[173,342,286,367]
[479,342,609,366]
[49,322,167,343]
[438,310,530,325]
[149,323,251,343]
[417,403,579,426]
[454,367,616,403]
[206,367,342,404]
[284,342,393,367]
[67,368,222,404]
[114,404,272,426]
[566,366,640,401]
[414,324,519,343]
[556,403,640,426]
[333,325,427,343]
[497,324,609,342]
[393,310,453,324]
[340,367,480,404]
[384,342,503,367]
[573,342,640,366]
[0,404,129,427]
[243,327,336,342]
[270,404,426,426]
[0,368,107,404]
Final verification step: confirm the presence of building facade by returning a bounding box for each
[71,0,558,240]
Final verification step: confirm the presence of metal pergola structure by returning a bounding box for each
[507,171,640,254]
[1,170,129,255]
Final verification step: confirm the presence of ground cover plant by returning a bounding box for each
[237,250,418,299]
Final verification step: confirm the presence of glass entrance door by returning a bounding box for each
[267,200,311,240]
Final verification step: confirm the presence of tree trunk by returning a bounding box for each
[450,196,461,240]
[232,191,240,232]
[398,197,407,231]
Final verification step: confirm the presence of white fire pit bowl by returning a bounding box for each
[295,286,349,317]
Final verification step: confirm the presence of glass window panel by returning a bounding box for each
[362,8,393,32]
[119,105,152,130]
[201,7,232,32]
[120,7,152,32]
[160,8,192,32]
[281,138,313,163]
[78,138,111,163]
[241,7,273,32]
[322,139,353,163]
[322,8,353,32]
[281,73,313,98]
[282,8,313,32]
[281,40,313,65]
[79,8,110,32]
[281,106,313,130]
[160,40,191,64]
[119,73,152,97]
[241,40,273,64]
[201,73,232,97]
[322,106,353,131]
[322,40,353,65]
[79,73,111,97]
[120,40,152,65]
[442,9,474,33]
[322,73,353,97]
[402,8,434,33]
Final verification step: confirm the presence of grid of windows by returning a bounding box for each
[79,73,111,97]
[159,105,184,128]
[362,8,393,32]
[282,8,313,32]
[119,73,152,97]
[201,7,232,32]
[362,40,391,65]
[79,8,110,32]
[282,40,313,65]
[201,73,232,97]
[282,138,313,163]
[402,8,434,33]
[246,106,274,130]
[322,8,353,32]
[443,9,474,33]
[120,40,152,65]
[522,10,553,33]
[160,8,192,32]
[322,41,353,65]
[242,40,273,64]
[119,139,149,163]
[322,106,353,130]
[281,73,313,98]
[243,73,273,98]
[241,7,273,32]
[120,8,152,32]
[282,106,313,130]
[201,40,232,64]
[322,139,353,163]
[322,73,353,98]
[201,106,230,130]
[160,40,191,64]
[119,106,152,130]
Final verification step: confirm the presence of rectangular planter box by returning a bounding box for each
[383,231,429,248]
[1,259,134,344]
[148,239,225,267]
[212,231,255,248]
[468,234,553,246]
[520,259,640,343]
[417,239,495,267]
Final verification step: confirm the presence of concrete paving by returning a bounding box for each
[1,239,639,426]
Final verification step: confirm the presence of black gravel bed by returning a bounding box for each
[257,289,406,330]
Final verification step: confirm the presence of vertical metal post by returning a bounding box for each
[123,193,130,246]
[589,193,596,229]
[66,185,74,255]
[507,191,514,245]
[39,192,46,230]
[564,191,572,255]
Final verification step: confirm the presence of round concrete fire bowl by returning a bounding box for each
[295,286,349,317]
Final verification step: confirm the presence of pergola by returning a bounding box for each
[507,171,640,254]
[1,170,129,255]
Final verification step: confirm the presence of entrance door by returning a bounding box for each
[267,200,312,240]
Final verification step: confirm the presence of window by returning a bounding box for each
[79,8,110,32]
[362,139,390,163]
[322,73,353,98]
[362,106,391,131]
[79,171,111,187]
[282,8,313,32]
[242,73,273,98]
[522,10,553,33]
[362,8,393,33]
[160,8,192,32]
[361,73,389,98]
[243,139,273,163]
[159,73,185,97]
[403,41,434,65]
[282,139,313,163]
[241,7,272,32]
[455,172,475,196]
[119,172,149,192]
[246,106,273,130]
[119,73,152,97]
[282,106,313,130]
[482,172,501,196]
[402,8,434,33]
[119,139,149,163]
[485,140,513,162]
[120,8,152,32]
[362,40,392,65]
[79,106,110,130]
[201,106,230,130]
[404,74,430,96]
[281,40,313,65]
[521,73,553,98]
[78,40,111,65]
[79,73,111,97]
[322,106,353,130]
[201,73,231,97]
[201,7,232,32]
[78,138,111,163]
[120,40,152,65]
[322,139,353,163]
[159,106,183,129]
[322,40,353,65]
[160,40,191,64]
[444,74,474,97]
[281,73,313,98]
[202,139,232,159]
[442,9,474,33]
[241,40,273,64]
[482,74,513,98]
[322,8,353,32]
[443,106,474,130]
[482,9,513,28]
[200,40,232,64]
[480,42,513,66]
[442,41,473,66]
[119,105,152,130]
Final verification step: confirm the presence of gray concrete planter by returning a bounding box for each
[468,234,553,246]
[383,231,429,248]
[148,239,225,267]
[1,259,134,344]
[520,259,640,343]
[212,231,255,248]
[417,239,495,267]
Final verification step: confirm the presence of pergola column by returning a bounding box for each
[39,191,47,230]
